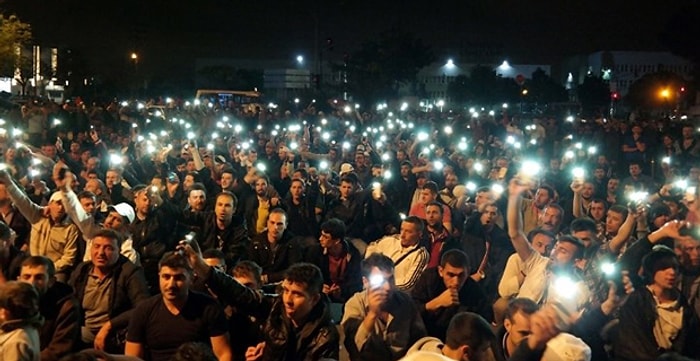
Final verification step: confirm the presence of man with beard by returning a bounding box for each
[242,175,281,237]
[520,185,556,235]
[125,252,232,361]
[536,203,564,235]
[342,253,427,361]
[424,202,460,269]
[178,191,250,267]
[248,208,302,285]
[69,229,149,353]
[606,177,620,205]
[571,180,596,220]
[18,256,79,361]
[507,179,590,310]
[186,183,208,213]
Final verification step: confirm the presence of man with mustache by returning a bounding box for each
[68,228,149,353]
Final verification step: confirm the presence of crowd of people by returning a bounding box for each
[0,96,699,361]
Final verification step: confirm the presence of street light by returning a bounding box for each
[296,55,304,65]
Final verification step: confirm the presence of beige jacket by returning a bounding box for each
[6,181,79,273]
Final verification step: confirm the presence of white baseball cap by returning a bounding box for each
[108,203,135,224]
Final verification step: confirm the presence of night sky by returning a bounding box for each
[1,0,684,82]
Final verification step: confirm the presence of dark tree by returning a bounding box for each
[528,68,568,104]
[577,75,610,116]
[344,29,434,105]
[625,71,686,113]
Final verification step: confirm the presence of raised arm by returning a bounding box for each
[507,179,535,262]
[571,181,584,218]
[0,169,44,223]
[60,186,101,239]
[608,209,636,255]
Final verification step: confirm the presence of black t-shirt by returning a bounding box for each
[127,291,228,361]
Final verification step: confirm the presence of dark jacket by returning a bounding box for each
[69,256,150,332]
[411,267,489,339]
[613,287,700,361]
[180,211,250,266]
[343,290,427,361]
[130,202,179,291]
[249,230,301,284]
[202,267,339,361]
[325,189,399,243]
[262,294,339,361]
[461,212,514,304]
[39,281,80,361]
[319,240,363,303]
[281,194,320,238]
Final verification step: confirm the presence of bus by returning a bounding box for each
[194,89,263,113]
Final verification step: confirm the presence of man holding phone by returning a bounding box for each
[342,253,427,361]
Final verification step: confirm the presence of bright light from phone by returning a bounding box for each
[109,154,123,165]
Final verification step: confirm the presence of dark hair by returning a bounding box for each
[362,253,394,278]
[0,281,41,320]
[544,203,565,218]
[526,228,556,244]
[187,183,207,197]
[290,177,306,189]
[609,204,629,219]
[320,218,346,240]
[92,228,123,248]
[403,215,425,235]
[556,235,586,260]
[476,186,491,194]
[538,185,555,199]
[215,191,238,209]
[77,190,96,201]
[423,181,439,194]
[293,168,308,180]
[202,249,225,262]
[159,252,193,273]
[445,312,496,351]
[220,167,238,178]
[570,217,597,235]
[440,249,470,271]
[284,263,323,295]
[21,255,56,278]
[424,201,444,214]
[232,260,263,286]
[504,297,539,322]
[642,245,679,285]
[340,175,357,186]
[132,184,148,196]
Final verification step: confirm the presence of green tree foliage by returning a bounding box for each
[345,29,434,105]
[0,14,33,93]
[625,71,685,112]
